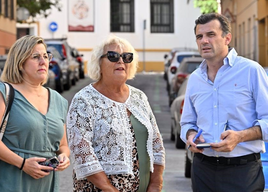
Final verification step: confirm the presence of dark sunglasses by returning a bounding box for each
[100,51,133,63]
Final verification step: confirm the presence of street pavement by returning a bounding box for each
[59,72,192,192]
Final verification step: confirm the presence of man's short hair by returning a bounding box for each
[194,13,231,37]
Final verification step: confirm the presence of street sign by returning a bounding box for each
[49,22,58,32]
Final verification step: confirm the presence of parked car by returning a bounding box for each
[170,75,189,149]
[45,38,79,87]
[71,47,85,79]
[163,48,181,81]
[0,55,7,76]
[164,48,199,81]
[44,64,56,90]
[47,46,67,92]
[166,51,200,105]
[169,57,203,106]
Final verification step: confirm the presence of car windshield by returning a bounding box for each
[186,62,201,73]
[46,44,63,57]
[177,55,200,63]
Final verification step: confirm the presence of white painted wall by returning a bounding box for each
[19,0,201,70]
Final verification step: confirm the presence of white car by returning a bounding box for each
[166,51,200,105]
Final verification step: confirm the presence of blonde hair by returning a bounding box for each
[0,35,48,85]
[88,35,139,81]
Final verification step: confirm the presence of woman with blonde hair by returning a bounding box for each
[67,35,165,192]
[0,35,70,192]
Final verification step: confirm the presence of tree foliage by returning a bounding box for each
[194,0,218,14]
[17,0,62,22]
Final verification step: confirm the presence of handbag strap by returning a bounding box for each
[0,82,15,140]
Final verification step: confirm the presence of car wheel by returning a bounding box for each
[72,77,76,85]
[184,150,192,178]
[64,73,71,90]
[80,69,85,79]
[55,78,64,93]
[166,81,170,92]
[175,132,185,149]
[163,72,167,80]
[170,124,175,141]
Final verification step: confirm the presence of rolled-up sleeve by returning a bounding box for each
[252,68,268,141]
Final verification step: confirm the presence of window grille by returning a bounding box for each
[110,0,135,32]
[150,0,174,33]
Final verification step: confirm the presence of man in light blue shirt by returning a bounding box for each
[180,13,268,192]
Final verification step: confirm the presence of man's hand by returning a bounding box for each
[186,130,205,152]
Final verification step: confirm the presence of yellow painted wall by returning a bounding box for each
[258,0,268,20]
[221,0,261,64]
[258,0,268,67]
[0,0,17,55]
[137,61,164,72]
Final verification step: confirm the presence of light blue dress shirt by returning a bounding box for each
[180,48,268,157]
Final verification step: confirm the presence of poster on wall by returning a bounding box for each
[68,0,94,32]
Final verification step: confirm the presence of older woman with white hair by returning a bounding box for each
[67,35,165,192]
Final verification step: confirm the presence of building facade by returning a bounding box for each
[258,0,268,67]
[221,0,259,62]
[17,0,201,72]
[221,0,268,68]
[0,0,16,55]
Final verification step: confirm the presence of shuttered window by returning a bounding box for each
[110,0,135,32]
[150,0,174,33]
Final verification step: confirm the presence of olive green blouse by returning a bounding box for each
[130,114,150,192]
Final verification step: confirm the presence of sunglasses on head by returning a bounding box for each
[100,51,133,63]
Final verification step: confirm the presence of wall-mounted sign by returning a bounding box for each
[68,0,94,32]
[49,22,58,32]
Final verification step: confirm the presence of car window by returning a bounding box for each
[46,44,64,57]
[177,55,200,63]
[186,62,200,73]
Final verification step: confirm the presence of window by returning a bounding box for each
[0,0,2,15]
[3,0,15,20]
[110,0,135,32]
[150,0,174,33]
[10,0,14,20]
[4,0,8,18]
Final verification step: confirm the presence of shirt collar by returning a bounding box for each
[224,47,237,67]
[200,47,238,74]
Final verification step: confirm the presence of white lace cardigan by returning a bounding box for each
[67,84,165,180]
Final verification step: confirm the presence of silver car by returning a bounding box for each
[170,76,189,149]
[169,57,203,106]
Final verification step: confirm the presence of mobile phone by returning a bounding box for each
[196,143,211,149]
[39,156,60,169]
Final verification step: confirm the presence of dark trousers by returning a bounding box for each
[192,154,265,192]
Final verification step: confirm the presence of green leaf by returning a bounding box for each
[194,0,218,14]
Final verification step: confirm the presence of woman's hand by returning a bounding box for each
[147,183,163,192]
[55,153,70,171]
[22,157,54,179]
[147,164,164,192]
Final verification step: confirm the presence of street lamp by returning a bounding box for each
[17,7,30,22]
